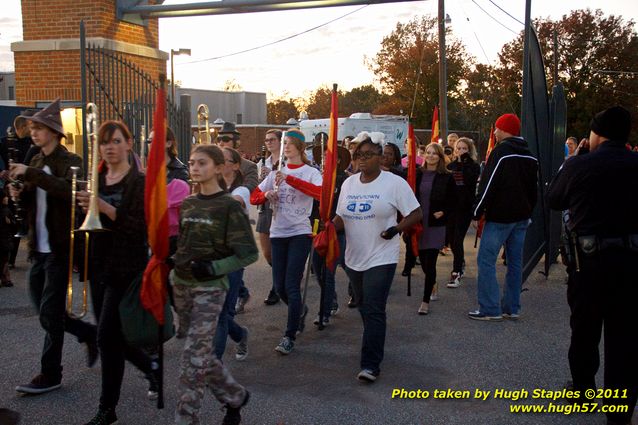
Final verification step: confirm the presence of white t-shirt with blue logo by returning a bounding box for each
[258,163,322,238]
[336,170,420,271]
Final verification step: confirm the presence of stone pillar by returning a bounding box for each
[11,0,167,106]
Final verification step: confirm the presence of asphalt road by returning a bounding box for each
[0,226,620,425]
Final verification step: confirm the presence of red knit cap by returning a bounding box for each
[495,114,521,136]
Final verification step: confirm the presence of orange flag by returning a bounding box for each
[406,123,422,256]
[476,125,495,241]
[141,79,170,324]
[431,105,440,143]
[313,84,340,271]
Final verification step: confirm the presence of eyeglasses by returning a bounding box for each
[353,151,379,160]
[217,135,233,143]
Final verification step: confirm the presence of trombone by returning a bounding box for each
[197,104,210,144]
[67,103,104,319]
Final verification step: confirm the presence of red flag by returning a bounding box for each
[405,123,422,256]
[431,105,440,144]
[141,80,170,324]
[313,84,340,271]
[476,126,495,240]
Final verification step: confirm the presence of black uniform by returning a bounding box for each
[548,138,638,425]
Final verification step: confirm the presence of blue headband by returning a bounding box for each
[287,130,305,143]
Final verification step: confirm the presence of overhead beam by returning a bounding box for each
[119,0,420,21]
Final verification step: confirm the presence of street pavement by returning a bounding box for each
[0,225,621,425]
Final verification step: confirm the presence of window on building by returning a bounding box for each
[8,86,15,100]
[236,113,242,124]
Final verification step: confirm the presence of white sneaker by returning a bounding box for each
[447,272,461,288]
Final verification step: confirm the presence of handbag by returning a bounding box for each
[119,273,175,347]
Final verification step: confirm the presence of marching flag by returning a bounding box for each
[406,123,422,257]
[476,125,495,242]
[313,83,340,271]
[431,105,440,143]
[141,77,170,324]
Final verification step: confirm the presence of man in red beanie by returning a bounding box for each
[469,113,538,321]
[548,105,637,425]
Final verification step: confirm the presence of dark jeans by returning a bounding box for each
[97,281,153,410]
[450,208,472,273]
[566,249,638,424]
[418,249,439,302]
[29,252,96,380]
[214,269,245,359]
[271,235,312,339]
[345,263,397,374]
[311,233,346,318]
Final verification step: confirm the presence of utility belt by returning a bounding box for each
[566,233,638,272]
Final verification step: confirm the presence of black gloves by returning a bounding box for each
[381,226,399,240]
[190,260,225,281]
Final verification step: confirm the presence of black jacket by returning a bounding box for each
[415,169,456,227]
[446,154,481,209]
[472,137,538,223]
[167,156,189,183]
[548,139,638,237]
[22,144,83,257]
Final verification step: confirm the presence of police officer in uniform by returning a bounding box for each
[548,106,638,425]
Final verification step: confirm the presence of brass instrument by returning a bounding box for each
[67,166,88,318]
[257,145,267,213]
[271,131,286,219]
[197,104,210,144]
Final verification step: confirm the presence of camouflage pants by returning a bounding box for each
[173,284,246,425]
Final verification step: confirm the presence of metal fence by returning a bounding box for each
[79,21,190,170]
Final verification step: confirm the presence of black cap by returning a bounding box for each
[590,106,631,141]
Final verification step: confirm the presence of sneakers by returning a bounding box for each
[222,390,250,425]
[313,315,330,327]
[468,310,503,321]
[357,369,379,383]
[502,312,520,320]
[86,340,99,368]
[236,294,250,314]
[15,374,61,394]
[146,362,160,400]
[235,327,248,361]
[263,290,280,306]
[417,302,429,315]
[83,408,117,425]
[330,299,339,316]
[274,336,294,355]
[446,272,461,288]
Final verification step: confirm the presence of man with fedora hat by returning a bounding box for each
[469,113,538,322]
[9,98,97,395]
[548,106,638,425]
[216,121,258,313]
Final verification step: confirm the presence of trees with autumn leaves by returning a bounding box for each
[267,9,637,142]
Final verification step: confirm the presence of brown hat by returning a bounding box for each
[312,143,351,173]
[20,98,66,138]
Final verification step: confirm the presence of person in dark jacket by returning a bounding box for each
[469,113,538,321]
[165,127,189,184]
[414,143,455,314]
[548,106,638,425]
[10,99,97,395]
[445,137,481,288]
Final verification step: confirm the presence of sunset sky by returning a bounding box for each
[1,0,636,100]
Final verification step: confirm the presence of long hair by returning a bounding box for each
[190,144,228,191]
[97,120,134,173]
[166,127,178,159]
[455,137,478,162]
[285,129,311,165]
[384,142,402,167]
[422,142,449,174]
[222,147,244,192]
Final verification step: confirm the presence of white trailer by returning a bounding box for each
[299,113,409,154]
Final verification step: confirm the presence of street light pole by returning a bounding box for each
[438,0,450,144]
[170,48,191,103]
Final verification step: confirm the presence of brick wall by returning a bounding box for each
[16,0,164,106]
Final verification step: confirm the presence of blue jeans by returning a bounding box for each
[311,233,346,318]
[214,269,245,359]
[271,235,312,339]
[345,263,397,374]
[476,220,529,316]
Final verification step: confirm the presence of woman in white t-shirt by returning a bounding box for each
[334,133,422,383]
[250,129,322,355]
